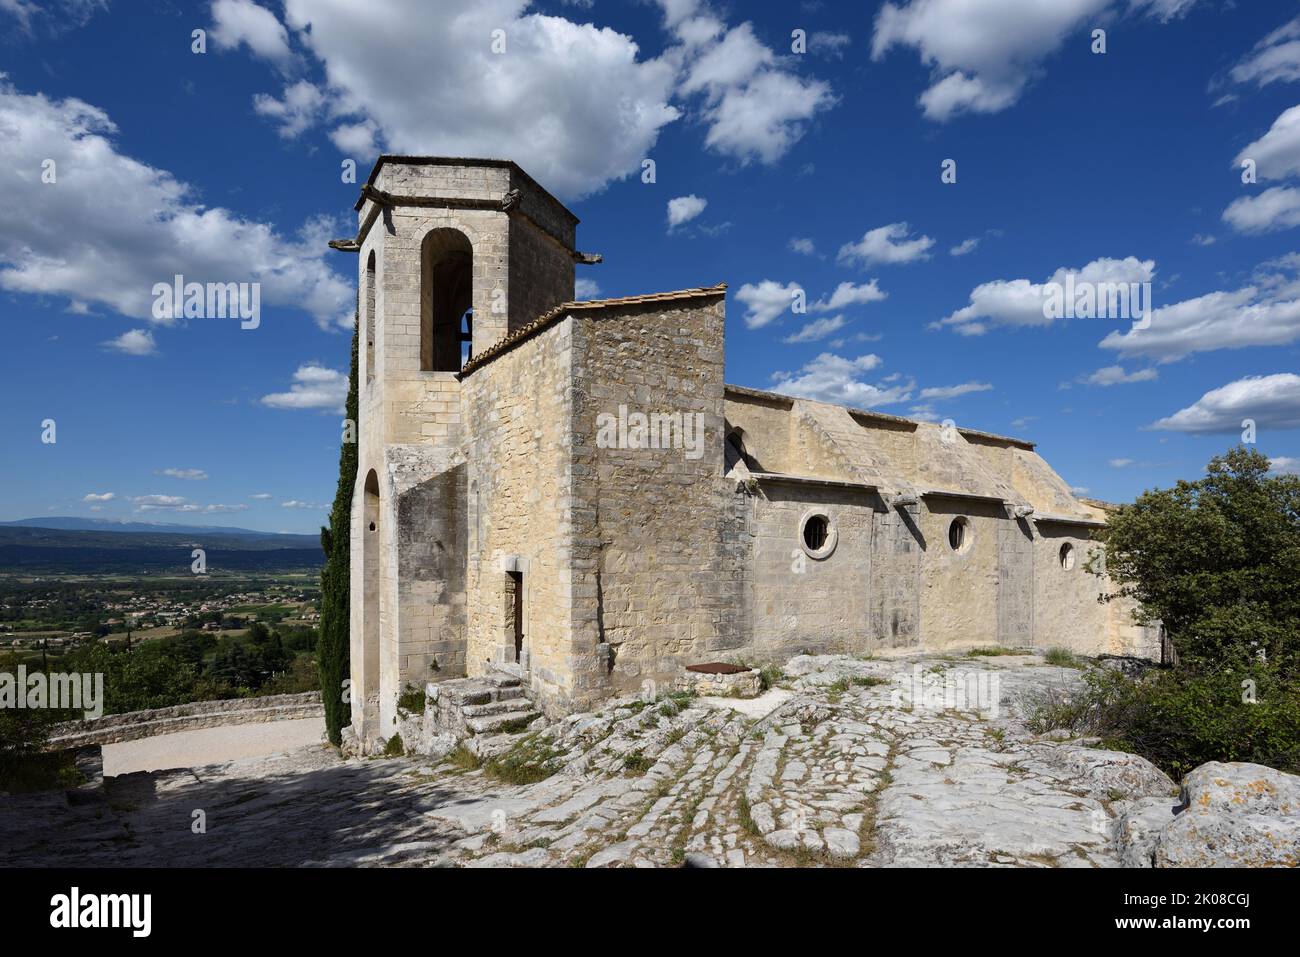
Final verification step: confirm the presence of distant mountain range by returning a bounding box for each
[0,519,323,573]
[0,517,309,538]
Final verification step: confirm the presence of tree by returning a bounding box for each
[1099,445,1300,672]
[318,311,359,744]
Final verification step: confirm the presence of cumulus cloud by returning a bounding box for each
[103,329,157,356]
[837,223,934,267]
[574,277,601,300]
[769,353,913,407]
[210,0,292,63]
[950,237,980,256]
[260,364,349,412]
[1150,373,1300,433]
[1098,260,1300,362]
[783,315,847,343]
[230,1,835,195]
[788,237,816,255]
[1233,105,1300,182]
[1080,365,1158,386]
[872,0,1197,121]
[249,493,273,500]
[0,79,353,330]
[1223,185,1300,234]
[130,494,249,514]
[82,492,114,502]
[810,280,887,312]
[735,280,803,329]
[1270,455,1300,475]
[937,256,1155,336]
[666,194,708,229]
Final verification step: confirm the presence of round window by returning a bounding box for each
[798,510,837,559]
[1059,542,1075,570]
[947,516,971,554]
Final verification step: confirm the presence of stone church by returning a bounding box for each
[338,155,1154,744]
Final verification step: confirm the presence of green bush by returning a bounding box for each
[1024,664,1300,778]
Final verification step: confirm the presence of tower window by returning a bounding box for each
[420,229,473,372]
[1059,542,1076,570]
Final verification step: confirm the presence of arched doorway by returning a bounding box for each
[361,469,381,713]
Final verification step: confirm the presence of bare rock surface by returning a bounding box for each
[1,653,1292,868]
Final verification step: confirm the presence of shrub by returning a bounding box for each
[1023,664,1300,778]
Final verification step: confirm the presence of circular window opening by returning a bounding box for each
[947,517,971,554]
[798,510,837,559]
[1059,542,1075,570]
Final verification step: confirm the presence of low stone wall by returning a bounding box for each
[47,692,323,749]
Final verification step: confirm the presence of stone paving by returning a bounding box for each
[3,651,1214,868]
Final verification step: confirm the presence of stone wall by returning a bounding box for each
[48,692,323,749]
[569,295,740,702]
[461,316,576,706]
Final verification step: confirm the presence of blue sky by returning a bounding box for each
[2,0,1299,533]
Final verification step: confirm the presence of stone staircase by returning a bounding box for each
[432,670,540,740]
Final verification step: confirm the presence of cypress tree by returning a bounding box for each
[318,312,359,745]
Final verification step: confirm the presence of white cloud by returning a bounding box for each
[783,315,847,343]
[210,0,292,63]
[1233,105,1300,181]
[1227,17,1300,89]
[252,80,326,138]
[574,277,601,300]
[673,17,836,165]
[249,493,273,500]
[1081,365,1158,386]
[157,468,209,481]
[0,79,353,330]
[938,256,1155,335]
[235,0,683,200]
[103,328,157,356]
[809,32,851,58]
[735,280,802,329]
[950,237,980,256]
[810,280,887,312]
[1098,269,1300,362]
[1108,458,1134,468]
[872,0,1195,121]
[131,494,249,514]
[1150,373,1300,433]
[280,500,323,509]
[1223,185,1300,234]
[667,194,708,229]
[769,353,912,407]
[1270,455,1300,475]
[260,364,349,412]
[917,381,993,401]
[788,237,816,255]
[838,223,934,267]
[82,492,114,502]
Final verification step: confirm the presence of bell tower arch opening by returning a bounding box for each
[420,228,473,372]
[364,250,376,386]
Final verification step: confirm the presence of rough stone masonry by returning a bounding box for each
[341,156,1158,750]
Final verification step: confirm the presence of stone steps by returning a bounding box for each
[466,708,541,736]
[430,673,538,740]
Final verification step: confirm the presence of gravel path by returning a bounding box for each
[102,718,327,776]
